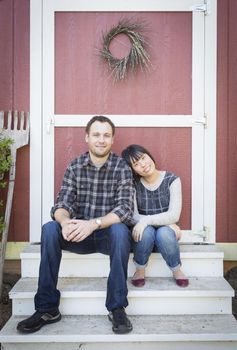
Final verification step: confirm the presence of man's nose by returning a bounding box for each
[98,135,105,142]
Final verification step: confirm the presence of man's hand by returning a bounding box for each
[61,219,96,242]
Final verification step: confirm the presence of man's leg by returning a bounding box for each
[96,223,133,334]
[17,221,95,333]
[17,221,63,332]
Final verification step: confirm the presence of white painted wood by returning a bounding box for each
[29,0,217,242]
[10,276,233,316]
[42,3,55,224]
[30,0,43,242]
[1,314,237,348]
[21,253,224,278]
[51,0,203,12]
[191,12,205,232]
[11,294,232,316]
[20,245,224,278]
[54,115,194,127]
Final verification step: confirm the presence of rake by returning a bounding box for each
[0,111,29,296]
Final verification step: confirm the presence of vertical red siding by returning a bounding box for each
[0,1,236,242]
[216,0,237,242]
[0,0,13,109]
[0,0,29,241]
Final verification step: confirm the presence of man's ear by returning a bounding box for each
[85,134,88,143]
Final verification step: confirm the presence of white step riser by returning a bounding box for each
[21,255,223,278]
[2,341,237,350]
[12,295,232,316]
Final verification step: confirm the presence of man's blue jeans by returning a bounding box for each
[34,221,132,313]
[133,225,181,271]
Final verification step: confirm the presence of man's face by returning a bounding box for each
[85,121,114,159]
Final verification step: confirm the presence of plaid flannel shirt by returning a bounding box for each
[51,152,134,225]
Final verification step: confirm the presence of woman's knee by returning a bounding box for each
[140,226,156,244]
[155,226,176,245]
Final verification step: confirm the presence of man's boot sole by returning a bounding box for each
[17,313,61,334]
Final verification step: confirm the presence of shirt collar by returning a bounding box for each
[82,151,114,169]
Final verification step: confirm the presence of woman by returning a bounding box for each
[121,144,189,288]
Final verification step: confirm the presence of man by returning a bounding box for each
[17,116,134,334]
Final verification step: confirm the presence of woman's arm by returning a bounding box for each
[139,177,182,226]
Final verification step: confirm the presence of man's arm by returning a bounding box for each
[55,207,121,242]
[111,164,135,225]
[51,163,78,220]
[61,212,121,242]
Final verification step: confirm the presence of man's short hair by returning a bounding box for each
[85,116,115,136]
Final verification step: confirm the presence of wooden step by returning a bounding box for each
[21,244,224,278]
[10,276,233,316]
[1,314,237,350]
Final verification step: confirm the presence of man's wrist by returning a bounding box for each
[95,218,102,229]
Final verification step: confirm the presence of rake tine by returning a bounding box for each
[7,111,12,130]
[14,110,18,130]
[0,111,4,130]
[20,111,25,130]
[26,112,30,133]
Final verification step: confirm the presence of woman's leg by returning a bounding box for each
[154,226,188,286]
[132,226,156,282]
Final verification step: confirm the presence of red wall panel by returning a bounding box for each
[55,127,191,230]
[55,12,192,115]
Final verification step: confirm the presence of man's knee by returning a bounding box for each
[109,223,131,245]
[41,221,61,242]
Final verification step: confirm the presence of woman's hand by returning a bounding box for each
[169,223,182,240]
[132,222,147,242]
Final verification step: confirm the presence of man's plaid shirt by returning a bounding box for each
[51,152,134,226]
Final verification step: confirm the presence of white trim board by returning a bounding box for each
[53,115,194,128]
[30,0,217,243]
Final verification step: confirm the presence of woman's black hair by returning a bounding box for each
[121,144,156,180]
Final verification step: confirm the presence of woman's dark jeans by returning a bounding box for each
[133,225,181,271]
[34,221,132,312]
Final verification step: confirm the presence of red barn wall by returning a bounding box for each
[0,0,236,242]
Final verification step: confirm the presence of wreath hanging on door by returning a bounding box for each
[100,20,150,81]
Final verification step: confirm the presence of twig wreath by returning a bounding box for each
[100,20,150,81]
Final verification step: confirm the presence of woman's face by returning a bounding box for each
[131,153,156,177]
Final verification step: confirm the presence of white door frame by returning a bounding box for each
[30,0,217,243]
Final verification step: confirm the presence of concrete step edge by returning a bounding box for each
[9,276,234,299]
[1,314,237,343]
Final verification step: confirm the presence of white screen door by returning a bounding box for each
[30,0,217,243]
